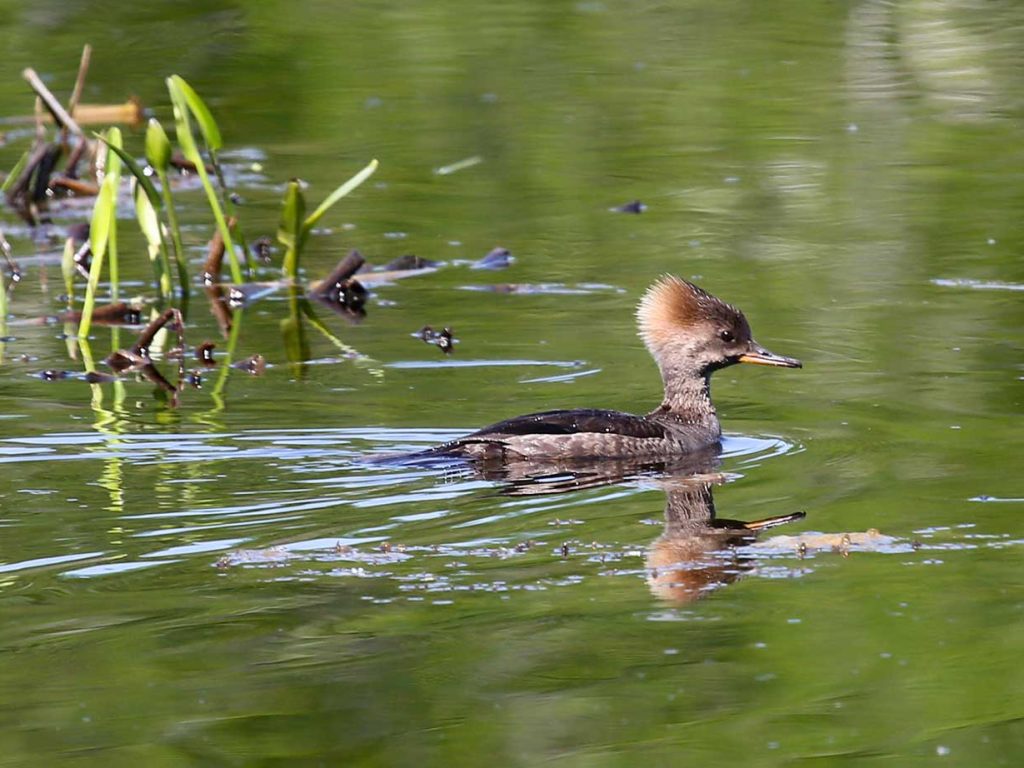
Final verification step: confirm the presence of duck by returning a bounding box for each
[419,275,801,461]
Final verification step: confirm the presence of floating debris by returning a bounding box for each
[103,308,184,397]
[232,354,266,376]
[309,250,368,318]
[61,301,143,326]
[471,247,514,270]
[434,155,483,176]
[250,236,274,263]
[196,341,216,365]
[611,199,647,214]
[413,325,456,354]
[37,369,73,381]
[382,254,440,271]
[216,547,297,568]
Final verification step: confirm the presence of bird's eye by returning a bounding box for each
[719,329,735,343]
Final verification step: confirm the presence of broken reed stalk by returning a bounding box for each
[308,249,365,296]
[22,68,83,138]
[132,307,181,358]
[63,44,92,144]
[202,217,236,284]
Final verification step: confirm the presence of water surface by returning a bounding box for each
[0,2,1022,765]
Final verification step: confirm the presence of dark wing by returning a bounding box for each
[468,408,668,439]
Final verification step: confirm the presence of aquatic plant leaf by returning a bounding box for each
[166,76,242,284]
[88,172,114,267]
[278,180,306,279]
[1,150,29,194]
[79,128,124,338]
[133,182,162,257]
[168,75,222,152]
[103,126,123,179]
[61,236,76,300]
[144,118,172,174]
[303,159,378,231]
[97,134,161,211]
[79,178,114,338]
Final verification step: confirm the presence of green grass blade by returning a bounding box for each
[303,159,378,231]
[1,150,29,194]
[155,167,190,299]
[277,180,305,279]
[166,76,243,284]
[103,128,123,303]
[169,75,222,151]
[79,179,114,338]
[79,128,124,338]
[133,180,172,300]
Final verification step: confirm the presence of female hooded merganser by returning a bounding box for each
[424,275,801,461]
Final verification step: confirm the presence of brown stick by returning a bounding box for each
[62,44,92,144]
[49,176,99,197]
[309,250,365,296]
[22,68,83,137]
[10,101,145,128]
[201,217,237,284]
[66,45,92,122]
[131,307,180,357]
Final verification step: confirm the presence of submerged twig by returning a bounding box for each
[62,302,143,326]
[202,218,236,284]
[105,308,186,401]
[308,249,367,319]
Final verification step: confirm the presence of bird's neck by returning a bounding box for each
[649,367,721,438]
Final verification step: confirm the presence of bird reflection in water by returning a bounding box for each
[463,446,804,604]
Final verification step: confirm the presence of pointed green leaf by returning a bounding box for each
[166,75,242,284]
[303,159,378,231]
[168,75,222,151]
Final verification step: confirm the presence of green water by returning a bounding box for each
[1,2,1022,765]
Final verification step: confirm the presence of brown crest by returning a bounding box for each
[637,275,740,347]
